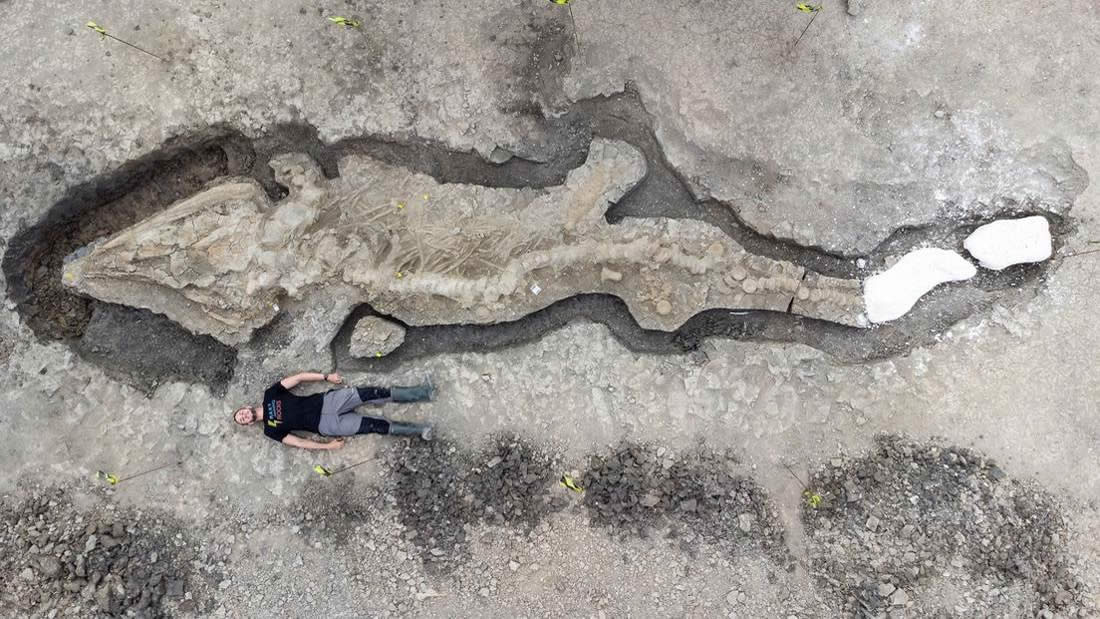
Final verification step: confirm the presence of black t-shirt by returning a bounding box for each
[262,382,324,442]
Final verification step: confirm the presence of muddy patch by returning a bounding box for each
[802,435,1093,616]
[77,303,236,395]
[0,483,219,617]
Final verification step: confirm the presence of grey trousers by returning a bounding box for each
[317,388,382,436]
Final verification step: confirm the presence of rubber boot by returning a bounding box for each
[391,379,434,403]
[388,422,433,441]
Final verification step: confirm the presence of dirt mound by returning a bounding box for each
[386,434,564,573]
[0,484,218,617]
[803,435,1093,616]
[582,442,787,561]
[379,437,789,572]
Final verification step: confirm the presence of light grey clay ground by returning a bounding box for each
[1,1,1099,617]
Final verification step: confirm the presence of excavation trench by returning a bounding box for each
[2,89,1066,393]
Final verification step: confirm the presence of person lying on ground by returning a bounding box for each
[232,372,433,450]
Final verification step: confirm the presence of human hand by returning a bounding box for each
[326,372,343,384]
[326,438,345,450]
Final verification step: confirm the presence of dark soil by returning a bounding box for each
[0,484,218,618]
[381,435,788,574]
[3,137,239,343]
[802,435,1093,617]
[333,285,991,371]
[385,435,565,574]
[77,304,236,395]
[1,131,247,395]
[582,442,788,563]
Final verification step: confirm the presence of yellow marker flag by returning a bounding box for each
[313,465,333,477]
[86,21,108,35]
[796,3,821,12]
[559,474,584,493]
[328,16,362,28]
[96,471,120,485]
[548,0,572,5]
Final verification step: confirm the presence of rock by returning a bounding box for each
[95,584,112,612]
[38,556,61,578]
[738,513,755,533]
[112,523,124,538]
[846,0,866,16]
[963,216,1052,270]
[640,494,661,508]
[348,316,406,358]
[843,480,862,502]
[679,499,697,512]
[19,567,35,581]
[865,515,881,532]
[726,590,739,606]
[508,561,520,572]
[655,300,672,315]
[488,146,514,164]
[600,266,623,282]
[166,579,185,598]
[878,582,896,597]
[890,588,909,606]
[84,535,97,553]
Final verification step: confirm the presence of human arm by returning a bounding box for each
[279,372,343,390]
[281,435,345,451]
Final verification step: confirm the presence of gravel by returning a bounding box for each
[582,442,787,562]
[0,484,218,617]
[382,436,790,573]
[387,434,565,573]
[802,435,1094,617]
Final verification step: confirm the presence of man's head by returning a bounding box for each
[233,406,261,426]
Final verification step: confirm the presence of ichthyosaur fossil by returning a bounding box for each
[62,138,865,347]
